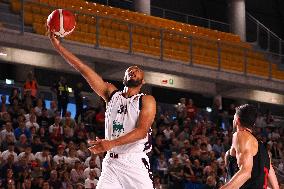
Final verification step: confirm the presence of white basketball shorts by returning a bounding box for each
[96,152,154,189]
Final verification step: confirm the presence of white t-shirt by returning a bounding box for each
[25,121,39,130]
[163,129,174,140]
[24,113,31,123]
[2,150,18,162]
[66,157,80,165]
[207,144,212,152]
[268,132,280,140]
[84,156,102,170]
[77,149,88,159]
[85,178,98,189]
[217,156,225,165]
[177,154,189,163]
[0,130,16,142]
[49,124,63,134]
[18,152,35,161]
[34,106,42,116]
[53,154,67,164]
[83,167,101,179]
[34,152,50,163]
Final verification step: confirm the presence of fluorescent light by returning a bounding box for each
[68,87,73,93]
[0,52,7,56]
[206,107,212,112]
[5,79,14,85]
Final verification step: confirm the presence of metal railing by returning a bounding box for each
[246,12,284,56]
[6,0,284,82]
[90,0,231,32]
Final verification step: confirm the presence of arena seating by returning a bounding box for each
[9,0,284,80]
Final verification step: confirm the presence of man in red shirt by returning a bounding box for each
[186,99,197,121]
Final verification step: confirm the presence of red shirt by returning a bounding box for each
[186,105,197,120]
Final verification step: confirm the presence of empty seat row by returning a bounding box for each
[9,0,283,80]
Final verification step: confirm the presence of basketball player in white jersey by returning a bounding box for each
[49,32,156,189]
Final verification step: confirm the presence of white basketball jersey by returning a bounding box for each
[105,90,152,154]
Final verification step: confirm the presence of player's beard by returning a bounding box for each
[123,78,143,88]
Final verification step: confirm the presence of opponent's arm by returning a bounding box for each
[221,133,253,189]
[89,95,156,154]
[268,158,280,189]
[49,32,116,101]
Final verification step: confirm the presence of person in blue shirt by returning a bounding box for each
[14,118,31,140]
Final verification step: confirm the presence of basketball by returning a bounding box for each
[46,9,76,37]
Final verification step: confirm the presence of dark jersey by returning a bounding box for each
[227,139,270,189]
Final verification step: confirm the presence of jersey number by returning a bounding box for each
[263,167,269,189]
[117,105,127,114]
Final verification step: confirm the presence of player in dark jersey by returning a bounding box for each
[221,104,279,189]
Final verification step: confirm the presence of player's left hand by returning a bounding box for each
[88,139,115,154]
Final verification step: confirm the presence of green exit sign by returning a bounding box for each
[169,79,174,85]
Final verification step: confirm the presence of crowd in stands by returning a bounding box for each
[0,73,104,189]
[0,72,283,189]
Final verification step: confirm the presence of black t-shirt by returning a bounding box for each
[74,87,83,105]
[31,143,43,154]
[54,82,69,100]
[192,166,203,182]
[0,119,5,129]
[241,141,270,189]
[37,116,51,128]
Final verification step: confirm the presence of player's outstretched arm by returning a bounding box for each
[268,161,280,189]
[89,95,156,154]
[220,133,253,189]
[49,32,116,101]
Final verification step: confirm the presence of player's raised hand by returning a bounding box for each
[88,138,115,154]
[47,29,61,49]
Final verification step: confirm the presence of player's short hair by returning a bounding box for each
[235,104,257,129]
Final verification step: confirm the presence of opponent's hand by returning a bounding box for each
[88,138,115,154]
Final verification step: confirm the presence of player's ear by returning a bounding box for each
[236,117,241,126]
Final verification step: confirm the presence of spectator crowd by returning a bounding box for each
[0,73,105,189]
[0,74,283,189]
